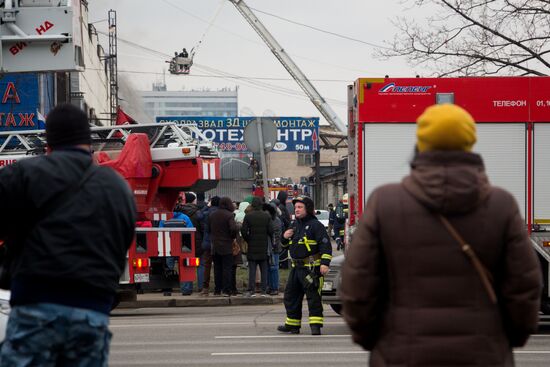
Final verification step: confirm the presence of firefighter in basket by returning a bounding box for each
[277,196,332,335]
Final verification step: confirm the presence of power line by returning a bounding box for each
[248,6,392,51]
[101,32,347,104]
[193,63,347,105]
[90,18,108,24]
[158,0,379,75]
[113,68,350,82]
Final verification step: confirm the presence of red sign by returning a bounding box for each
[356,77,550,123]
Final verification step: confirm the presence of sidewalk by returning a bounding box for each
[118,292,284,309]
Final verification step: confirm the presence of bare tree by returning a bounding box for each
[378,0,550,76]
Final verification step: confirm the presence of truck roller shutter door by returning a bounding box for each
[534,124,550,222]
[474,124,526,220]
[363,124,416,207]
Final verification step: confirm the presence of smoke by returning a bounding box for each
[118,75,153,123]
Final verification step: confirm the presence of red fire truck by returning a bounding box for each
[347,76,550,313]
[0,122,220,298]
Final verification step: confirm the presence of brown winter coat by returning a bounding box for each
[341,151,542,367]
[208,199,238,256]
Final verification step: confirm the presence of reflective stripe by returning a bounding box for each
[321,254,332,260]
[162,214,170,256]
[286,317,301,326]
[154,214,163,256]
[291,259,321,268]
[164,231,171,256]
[157,231,164,256]
[299,237,318,252]
[302,237,311,251]
[309,316,323,325]
[318,276,324,295]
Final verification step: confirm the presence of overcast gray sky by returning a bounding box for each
[88,0,427,126]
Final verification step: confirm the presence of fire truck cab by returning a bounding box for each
[347,76,550,313]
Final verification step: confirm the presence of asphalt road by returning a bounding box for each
[109,305,550,367]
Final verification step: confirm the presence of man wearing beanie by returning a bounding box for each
[277,196,332,335]
[0,103,136,366]
[341,104,542,367]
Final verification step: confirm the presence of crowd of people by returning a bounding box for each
[167,191,293,297]
[169,191,335,335]
[2,101,542,365]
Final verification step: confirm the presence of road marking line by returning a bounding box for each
[212,351,367,356]
[514,351,550,354]
[112,341,203,346]
[215,335,351,339]
[210,350,550,357]
[110,321,347,328]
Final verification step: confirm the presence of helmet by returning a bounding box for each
[292,196,315,215]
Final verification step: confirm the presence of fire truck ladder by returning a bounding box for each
[0,122,219,160]
[228,0,346,134]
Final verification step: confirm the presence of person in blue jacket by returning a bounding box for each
[161,204,194,295]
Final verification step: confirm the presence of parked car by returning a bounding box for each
[0,289,10,344]
[315,210,330,231]
[321,254,344,315]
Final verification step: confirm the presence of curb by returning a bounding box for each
[118,296,284,309]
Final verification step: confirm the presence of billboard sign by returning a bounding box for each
[156,116,320,152]
[0,73,43,133]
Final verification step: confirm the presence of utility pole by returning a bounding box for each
[257,118,270,202]
[108,9,118,125]
[314,150,321,208]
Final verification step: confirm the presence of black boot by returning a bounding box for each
[310,325,321,335]
[277,324,300,334]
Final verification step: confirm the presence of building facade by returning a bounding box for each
[0,1,110,126]
[140,86,238,118]
[69,4,110,126]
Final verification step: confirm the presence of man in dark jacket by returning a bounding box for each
[200,196,219,295]
[277,196,332,336]
[0,104,136,366]
[208,197,238,296]
[266,202,283,295]
[327,203,335,237]
[276,191,291,230]
[241,197,272,297]
[196,191,207,210]
[332,201,346,250]
[276,191,292,270]
[341,104,542,367]
[179,192,203,295]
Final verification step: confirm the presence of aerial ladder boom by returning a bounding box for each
[228,0,346,133]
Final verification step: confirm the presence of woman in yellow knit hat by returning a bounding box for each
[341,104,542,367]
[416,103,477,152]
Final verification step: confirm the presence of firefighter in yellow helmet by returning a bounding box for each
[277,196,332,335]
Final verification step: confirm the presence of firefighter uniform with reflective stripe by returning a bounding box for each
[281,213,332,331]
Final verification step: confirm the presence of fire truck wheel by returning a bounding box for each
[330,304,342,315]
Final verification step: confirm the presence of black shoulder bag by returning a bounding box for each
[438,215,498,304]
[0,163,98,290]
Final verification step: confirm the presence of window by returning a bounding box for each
[297,153,315,167]
[135,233,147,253]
